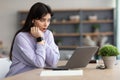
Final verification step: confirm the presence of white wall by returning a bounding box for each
[0,0,116,51]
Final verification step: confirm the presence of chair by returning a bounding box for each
[0,58,11,79]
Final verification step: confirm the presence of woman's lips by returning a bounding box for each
[42,28,47,32]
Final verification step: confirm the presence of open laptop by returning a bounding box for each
[44,46,98,70]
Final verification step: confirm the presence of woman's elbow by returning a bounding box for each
[51,56,60,67]
[34,61,45,68]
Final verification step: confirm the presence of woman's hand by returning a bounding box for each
[30,27,43,38]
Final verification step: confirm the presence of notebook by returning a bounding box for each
[44,46,98,70]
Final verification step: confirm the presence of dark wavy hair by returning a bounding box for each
[9,2,53,60]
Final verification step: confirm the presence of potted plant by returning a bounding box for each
[98,44,120,69]
[55,39,62,46]
[92,24,100,32]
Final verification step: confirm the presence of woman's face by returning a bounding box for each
[33,13,51,32]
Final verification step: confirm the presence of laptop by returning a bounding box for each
[44,46,98,70]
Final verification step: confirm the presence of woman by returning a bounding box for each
[6,2,60,77]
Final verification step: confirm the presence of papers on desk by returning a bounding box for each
[40,70,83,76]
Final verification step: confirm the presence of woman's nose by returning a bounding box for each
[44,21,49,27]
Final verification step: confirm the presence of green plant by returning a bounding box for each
[92,24,100,29]
[55,39,62,45]
[92,24,100,32]
[99,44,120,56]
[50,29,56,34]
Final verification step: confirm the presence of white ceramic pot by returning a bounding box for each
[102,56,116,69]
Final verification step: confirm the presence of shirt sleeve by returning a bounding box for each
[13,33,46,68]
[45,31,60,67]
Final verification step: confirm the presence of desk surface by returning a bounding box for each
[3,60,120,80]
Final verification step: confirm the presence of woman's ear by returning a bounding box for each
[32,19,35,23]
[31,20,35,26]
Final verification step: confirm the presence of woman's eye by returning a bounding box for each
[39,18,51,22]
[40,19,45,22]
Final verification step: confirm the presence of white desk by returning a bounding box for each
[3,60,120,80]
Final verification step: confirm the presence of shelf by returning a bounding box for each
[80,8,114,11]
[54,32,113,37]
[19,8,114,13]
[53,9,80,12]
[21,20,25,25]
[58,45,79,49]
[19,9,80,13]
[20,18,113,26]
[82,32,113,36]
[81,20,113,23]
[53,33,80,37]
[21,20,113,26]
[18,10,29,13]
[21,20,80,25]
[51,20,80,25]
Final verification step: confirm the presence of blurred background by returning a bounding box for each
[0,0,119,60]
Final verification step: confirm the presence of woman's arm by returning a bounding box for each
[13,33,46,68]
[45,31,60,67]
